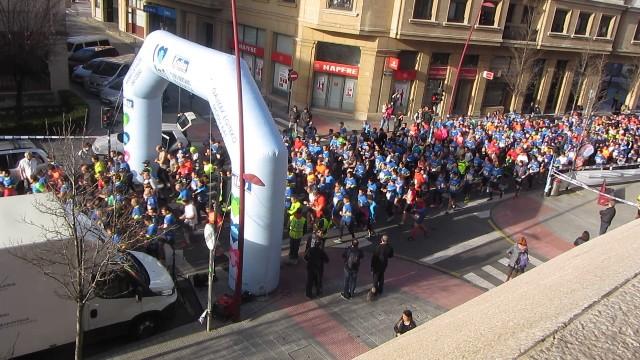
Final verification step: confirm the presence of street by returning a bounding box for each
[20,3,638,359]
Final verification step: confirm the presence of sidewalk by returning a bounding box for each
[92,245,482,360]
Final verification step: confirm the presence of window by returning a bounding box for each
[551,8,569,33]
[413,0,434,20]
[327,0,353,11]
[597,15,613,38]
[479,3,498,26]
[521,5,533,24]
[448,0,468,23]
[127,0,144,8]
[634,21,640,41]
[575,12,592,36]
[281,0,296,2]
[505,3,515,23]
[462,54,479,67]
[431,53,450,66]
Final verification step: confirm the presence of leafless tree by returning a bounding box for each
[10,120,144,360]
[0,0,63,121]
[501,0,543,113]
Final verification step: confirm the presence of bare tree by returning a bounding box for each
[0,0,63,121]
[501,0,543,113]
[582,53,609,116]
[10,120,143,360]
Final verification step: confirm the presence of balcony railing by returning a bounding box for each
[327,0,353,11]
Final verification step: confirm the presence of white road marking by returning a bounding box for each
[498,255,543,267]
[463,272,495,290]
[528,255,544,267]
[420,231,500,264]
[482,265,507,282]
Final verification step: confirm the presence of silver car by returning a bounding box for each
[71,58,106,83]
[84,54,134,95]
[92,123,189,155]
[99,76,124,106]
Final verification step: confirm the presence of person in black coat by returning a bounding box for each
[599,201,616,235]
[371,235,394,296]
[304,237,329,299]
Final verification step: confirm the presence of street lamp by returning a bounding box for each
[447,1,496,117]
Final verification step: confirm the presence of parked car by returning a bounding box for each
[92,123,189,155]
[99,76,124,106]
[68,46,119,73]
[66,35,111,55]
[71,58,108,84]
[84,54,134,95]
[0,140,49,183]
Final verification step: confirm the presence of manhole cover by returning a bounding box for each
[289,344,327,360]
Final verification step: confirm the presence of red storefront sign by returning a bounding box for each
[313,61,359,78]
[428,66,448,79]
[271,51,292,66]
[460,68,478,79]
[393,69,417,81]
[228,40,265,57]
[385,57,400,70]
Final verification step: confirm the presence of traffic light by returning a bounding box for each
[432,92,442,104]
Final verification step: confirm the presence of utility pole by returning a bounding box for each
[204,215,217,332]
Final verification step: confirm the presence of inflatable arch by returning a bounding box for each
[122,31,287,294]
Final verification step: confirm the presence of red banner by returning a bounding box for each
[228,40,265,57]
[428,66,448,79]
[459,68,478,79]
[313,61,359,78]
[271,51,292,66]
[393,69,417,81]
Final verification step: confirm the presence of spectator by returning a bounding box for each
[393,310,417,337]
[599,201,616,235]
[573,231,590,246]
[371,235,394,296]
[341,239,363,300]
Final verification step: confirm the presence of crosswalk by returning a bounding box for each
[462,254,545,290]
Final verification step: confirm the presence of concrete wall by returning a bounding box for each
[357,219,640,360]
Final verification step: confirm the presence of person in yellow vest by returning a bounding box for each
[288,208,306,265]
[288,195,302,216]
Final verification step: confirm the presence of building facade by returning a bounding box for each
[91,0,640,121]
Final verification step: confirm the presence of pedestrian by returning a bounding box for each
[573,230,590,246]
[371,235,394,296]
[599,200,616,235]
[289,105,301,134]
[304,236,329,299]
[393,309,417,337]
[337,196,355,243]
[288,208,306,264]
[506,237,529,281]
[17,152,38,194]
[341,239,363,300]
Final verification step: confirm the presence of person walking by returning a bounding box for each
[17,152,38,194]
[337,196,356,243]
[393,309,417,337]
[341,239,363,300]
[288,208,306,264]
[304,236,329,299]
[599,201,616,235]
[289,105,301,134]
[371,235,394,296]
[506,237,529,281]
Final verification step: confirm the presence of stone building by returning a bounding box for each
[91,0,640,121]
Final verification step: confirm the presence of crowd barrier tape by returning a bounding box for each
[0,135,99,140]
[552,169,637,208]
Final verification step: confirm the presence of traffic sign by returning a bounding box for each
[482,71,494,80]
[289,70,299,81]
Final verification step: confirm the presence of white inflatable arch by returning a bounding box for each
[122,30,287,294]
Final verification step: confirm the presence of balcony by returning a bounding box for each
[175,0,223,9]
[503,24,538,42]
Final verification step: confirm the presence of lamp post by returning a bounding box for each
[447,1,496,117]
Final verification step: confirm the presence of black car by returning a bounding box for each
[68,46,119,74]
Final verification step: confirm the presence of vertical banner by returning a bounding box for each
[278,67,289,90]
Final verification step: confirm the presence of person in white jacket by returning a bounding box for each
[17,152,38,194]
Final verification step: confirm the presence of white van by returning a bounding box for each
[67,35,111,55]
[0,194,177,358]
[84,54,135,95]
